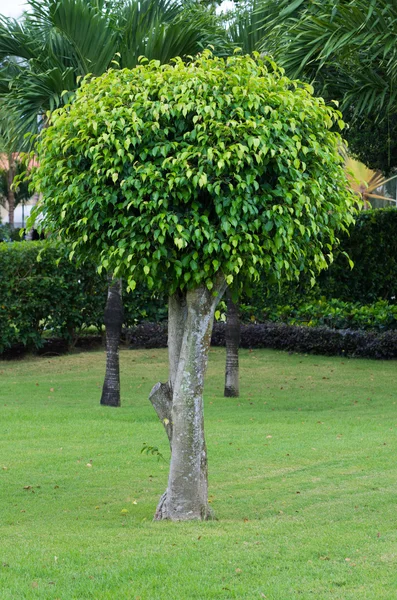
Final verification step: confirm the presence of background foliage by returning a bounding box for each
[318,208,397,303]
[0,0,228,137]
[0,241,166,353]
[2,208,396,354]
[238,208,397,326]
[253,0,397,174]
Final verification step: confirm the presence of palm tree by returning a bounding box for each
[223,0,265,53]
[254,0,397,171]
[255,0,397,116]
[100,276,124,407]
[0,0,228,136]
[0,0,229,406]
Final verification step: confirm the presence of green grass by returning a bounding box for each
[0,347,396,599]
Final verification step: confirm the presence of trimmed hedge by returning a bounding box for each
[252,298,397,331]
[233,323,397,359]
[125,322,397,359]
[0,242,105,352]
[318,207,397,303]
[4,319,396,360]
[0,241,166,353]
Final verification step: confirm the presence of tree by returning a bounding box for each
[29,53,357,520]
[0,0,229,407]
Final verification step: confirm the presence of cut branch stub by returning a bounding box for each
[149,381,173,447]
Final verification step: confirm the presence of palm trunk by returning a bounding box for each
[7,153,15,228]
[224,288,240,397]
[100,277,123,407]
[149,274,226,521]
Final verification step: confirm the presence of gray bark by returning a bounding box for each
[224,288,240,397]
[149,274,226,521]
[100,277,123,407]
[168,291,187,391]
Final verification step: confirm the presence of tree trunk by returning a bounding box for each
[100,277,123,407]
[7,153,15,228]
[149,275,227,521]
[224,288,240,397]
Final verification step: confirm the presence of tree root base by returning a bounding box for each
[153,491,216,521]
[224,386,239,398]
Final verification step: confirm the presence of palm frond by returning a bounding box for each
[256,0,397,117]
[0,0,228,144]
[225,0,266,54]
[119,0,228,68]
[27,0,119,76]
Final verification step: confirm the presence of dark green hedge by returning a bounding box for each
[2,208,397,354]
[318,207,397,303]
[0,242,103,352]
[0,241,166,353]
[123,321,397,359]
[238,208,397,321]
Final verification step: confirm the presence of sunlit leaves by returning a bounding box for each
[30,52,358,294]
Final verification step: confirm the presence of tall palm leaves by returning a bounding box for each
[251,0,397,172]
[118,0,227,67]
[224,0,265,54]
[257,0,397,117]
[0,0,228,142]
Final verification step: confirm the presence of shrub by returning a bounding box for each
[0,241,167,354]
[243,298,397,331]
[0,241,106,352]
[317,208,397,303]
[123,321,397,359]
[0,225,23,242]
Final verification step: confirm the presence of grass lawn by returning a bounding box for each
[0,347,396,599]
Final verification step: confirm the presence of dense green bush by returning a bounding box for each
[0,241,166,353]
[318,208,397,303]
[237,208,397,322]
[250,298,397,331]
[0,225,23,242]
[0,242,105,352]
